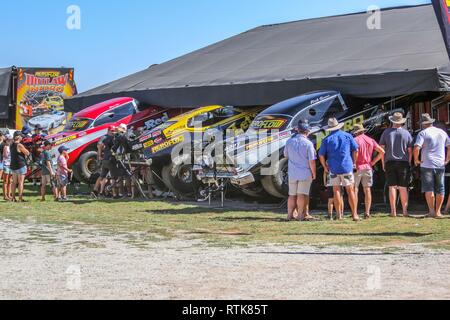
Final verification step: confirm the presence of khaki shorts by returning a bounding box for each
[355,170,373,188]
[41,175,52,186]
[330,173,355,188]
[289,178,312,196]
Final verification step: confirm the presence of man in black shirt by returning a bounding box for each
[99,126,119,198]
[112,124,132,198]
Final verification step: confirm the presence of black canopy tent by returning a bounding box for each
[65,4,450,112]
[0,67,12,119]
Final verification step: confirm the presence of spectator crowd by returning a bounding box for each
[0,123,153,203]
[285,112,450,221]
[2,111,450,222]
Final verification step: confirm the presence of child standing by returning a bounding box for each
[324,171,345,220]
[56,146,72,201]
[2,134,13,201]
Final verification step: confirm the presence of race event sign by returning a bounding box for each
[15,67,77,132]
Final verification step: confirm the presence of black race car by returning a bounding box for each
[197,91,404,200]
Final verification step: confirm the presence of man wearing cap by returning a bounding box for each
[111,124,130,198]
[32,124,43,138]
[39,140,56,201]
[21,125,34,151]
[284,120,317,221]
[352,124,385,219]
[379,112,413,217]
[99,125,119,198]
[319,118,360,221]
[413,114,450,218]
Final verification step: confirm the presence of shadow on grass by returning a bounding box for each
[213,217,287,223]
[65,198,149,205]
[144,207,273,215]
[283,232,433,238]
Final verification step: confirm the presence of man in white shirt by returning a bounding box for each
[414,114,450,218]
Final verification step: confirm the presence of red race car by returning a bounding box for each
[47,97,185,183]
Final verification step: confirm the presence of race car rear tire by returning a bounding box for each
[73,151,99,184]
[261,158,289,199]
[162,162,199,197]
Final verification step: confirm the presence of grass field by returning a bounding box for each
[1,185,449,251]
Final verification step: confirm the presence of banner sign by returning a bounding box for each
[15,68,77,133]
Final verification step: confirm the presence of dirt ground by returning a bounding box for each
[0,219,449,300]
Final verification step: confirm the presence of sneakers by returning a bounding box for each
[91,191,99,199]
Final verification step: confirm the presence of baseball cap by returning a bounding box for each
[21,126,32,135]
[58,146,70,153]
[14,131,24,138]
[116,123,128,133]
[297,120,311,132]
[33,135,44,142]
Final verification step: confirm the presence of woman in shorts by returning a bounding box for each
[10,133,30,202]
[0,133,5,181]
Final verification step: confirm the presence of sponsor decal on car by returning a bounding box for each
[53,134,78,146]
[143,139,155,149]
[144,113,170,130]
[251,119,288,130]
[151,130,162,138]
[151,135,185,154]
[163,123,184,138]
[71,120,89,130]
[139,134,152,143]
[245,136,275,151]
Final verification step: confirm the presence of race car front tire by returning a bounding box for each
[73,151,99,184]
[161,161,199,197]
[261,158,289,199]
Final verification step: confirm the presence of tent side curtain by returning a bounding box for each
[0,67,13,119]
[64,69,443,112]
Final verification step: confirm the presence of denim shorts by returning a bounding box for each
[57,175,69,187]
[421,168,445,195]
[0,162,4,171]
[3,166,11,175]
[12,166,27,176]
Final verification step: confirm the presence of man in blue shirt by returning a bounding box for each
[284,121,317,221]
[319,118,360,221]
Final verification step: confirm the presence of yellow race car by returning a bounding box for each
[133,105,263,195]
[42,96,64,111]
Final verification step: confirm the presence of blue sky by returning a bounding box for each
[0,0,429,92]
